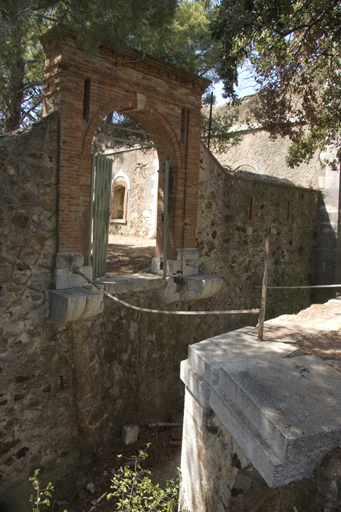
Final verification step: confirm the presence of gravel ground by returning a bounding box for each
[106,234,156,275]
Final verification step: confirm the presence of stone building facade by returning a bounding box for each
[108,147,158,238]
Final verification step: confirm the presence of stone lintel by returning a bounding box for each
[181,333,341,487]
[96,273,223,304]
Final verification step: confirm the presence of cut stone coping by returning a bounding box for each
[96,273,165,294]
[181,329,341,488]
[96,273,223,301]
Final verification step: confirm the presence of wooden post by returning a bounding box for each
[258,228,270,340]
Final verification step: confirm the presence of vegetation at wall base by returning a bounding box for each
[107,444,181,512]
[28,445,184,511]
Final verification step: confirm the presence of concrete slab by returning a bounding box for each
[180,360,211,408]
[187,332,296,387]
[211,355,341,486]
[181,319,341,488]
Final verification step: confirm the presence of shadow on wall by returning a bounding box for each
[312,192,337,303]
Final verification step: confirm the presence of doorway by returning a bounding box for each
[91,112,159,276]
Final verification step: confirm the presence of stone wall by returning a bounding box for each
[0,115,193,510]
[0,113,81,504]
[210,98,340,301]
[0,115,319,510]
[194,146,319,327]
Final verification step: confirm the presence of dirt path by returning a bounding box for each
[106,234,156,275]
[242,299,341,372]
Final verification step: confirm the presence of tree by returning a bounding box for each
[0,0,178,133]
[211,0,341,167]
[136,0,220,80]
[0,0,221,134]
[0,1,44,131]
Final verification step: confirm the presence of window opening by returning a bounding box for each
[286,200,291,223]
[247,196,254,222]
[111,182,127,220]
[83,78,91,122]
[91,111,158,276]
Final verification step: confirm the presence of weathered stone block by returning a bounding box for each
[213,355,341,487]
[49,288,102,323]
[55,252,84,270]
[182,330,341,492]
[121,424,139,445]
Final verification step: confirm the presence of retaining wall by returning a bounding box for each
[0,114,319,510]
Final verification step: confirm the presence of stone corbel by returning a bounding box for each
[163,274,223,304]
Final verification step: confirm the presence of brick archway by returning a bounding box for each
[42,34,209,268]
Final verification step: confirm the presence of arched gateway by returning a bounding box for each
[42,34,210,278]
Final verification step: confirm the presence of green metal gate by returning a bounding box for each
[89,154,112,278]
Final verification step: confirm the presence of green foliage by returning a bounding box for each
[211,0,341,166]
[136,0,220,79]
[0,0,219,134]
[28,448,185,512]
[107,444,181,512]
[0,1,45,131]
[201,105,241,152]
[92,112,152,154]
[29,469,61,512]
[38,0,178,54]
[0,0,178,133]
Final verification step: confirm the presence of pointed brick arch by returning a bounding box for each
[42,34,209,267]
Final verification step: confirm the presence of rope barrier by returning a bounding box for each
[258,284,341,289]
[75,270,260,316]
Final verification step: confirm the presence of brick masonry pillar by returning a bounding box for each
[42,34,210,269]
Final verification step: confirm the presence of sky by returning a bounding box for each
[214,63,258,104]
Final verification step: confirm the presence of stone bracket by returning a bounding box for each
[49,288,103,323]
[164,275,223,303]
